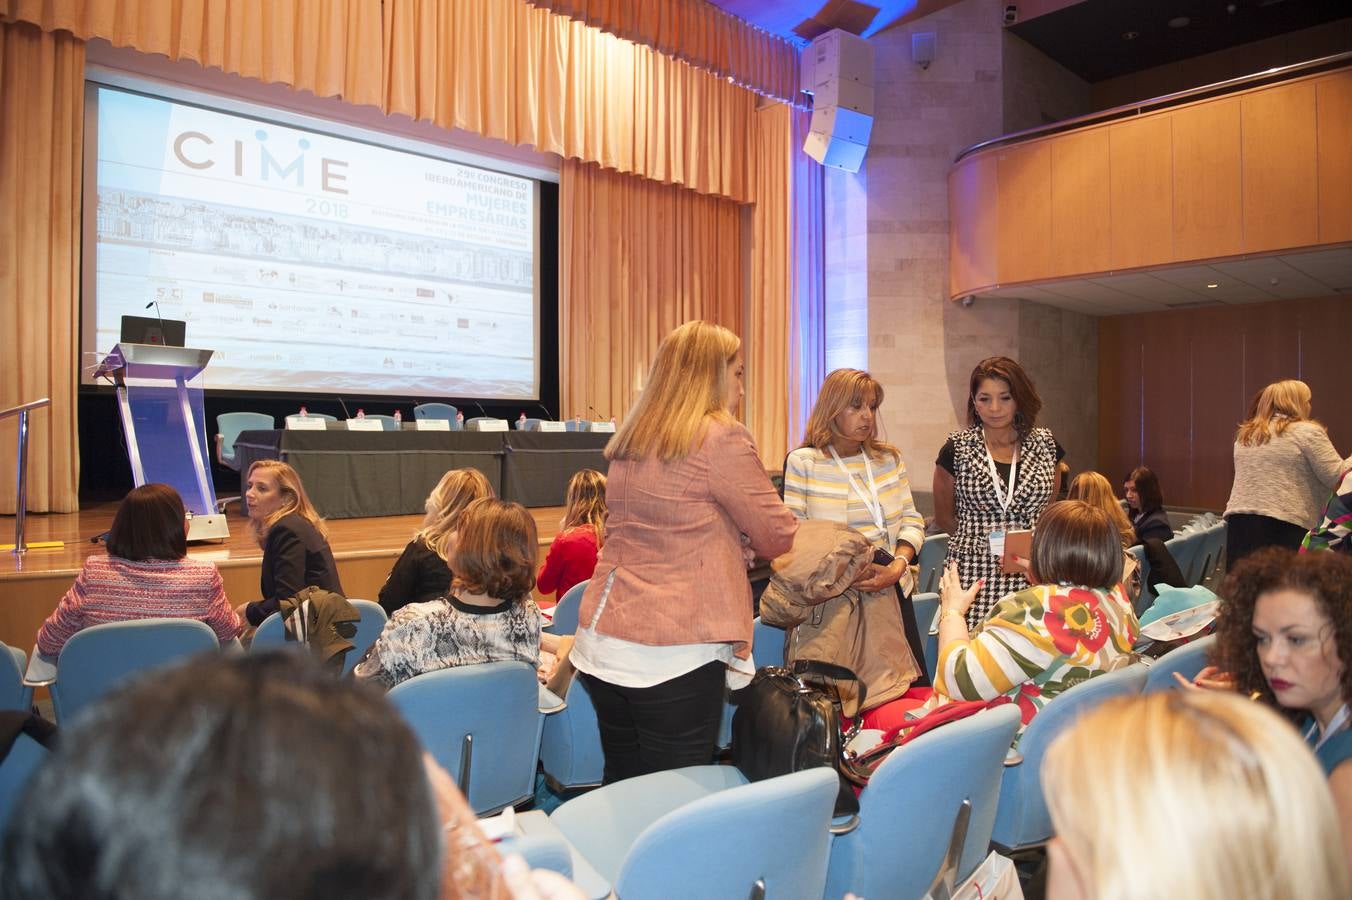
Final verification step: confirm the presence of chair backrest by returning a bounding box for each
[539,673,605,791]
[216,412,276,467]
[911,592,940,684]
[1164,530,1210,586]
[0,645,33,713]
[0,733,49,838]
[616,768,838,900]
[363,414,400,431]
[827,704,1022,900]
[751,617,786,669]
[387,660,544,815]
[248,612,290,651]
[917,533,949,594]
[1198,522,1227,587]
[343,600,388,675]
[991,663,1148,850]
[545,580,588,637]
[1127,544,1155,616]
[564,419,588,432]
[414,402,458,422]
[1144,634,1217,693]
[51,618,221,724]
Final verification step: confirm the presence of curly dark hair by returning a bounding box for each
[1212,548,1352,724]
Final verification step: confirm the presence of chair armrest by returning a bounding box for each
[214,433,225,466]
[539,685,566,714]
[23,646,57,687]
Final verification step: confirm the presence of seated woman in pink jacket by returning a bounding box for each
[569,320,799,784]
[37,484,242,655]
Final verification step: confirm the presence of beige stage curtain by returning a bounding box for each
[746,101,792,467]
[525,0,802,106]
[0,0,383,107]
[382,0,754,203]
[558,159,744,424]
[0,21,83,513]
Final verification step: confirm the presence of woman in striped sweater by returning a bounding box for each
[37,484,242,655]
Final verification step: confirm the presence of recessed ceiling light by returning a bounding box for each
[1122,30,1139,40]
[1169,16,1191,28]
[1206,282,1220,288]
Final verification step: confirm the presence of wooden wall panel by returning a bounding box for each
[948,156,998,294]
[1242,82,1319,251]
[1050,128,1111,277]
[1317,73,1352,243]
[1172,98,1243,261]
[1108,115,1173,270]
[1097,297,1350,511]
[996,142,1052,284]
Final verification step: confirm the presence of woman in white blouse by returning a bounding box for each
[782,368,930,682]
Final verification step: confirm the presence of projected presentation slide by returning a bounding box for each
[87,86,539,399]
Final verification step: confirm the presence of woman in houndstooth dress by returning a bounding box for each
[934,358,1064,626]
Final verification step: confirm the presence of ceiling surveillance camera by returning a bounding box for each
[1003,4,1018,25]
[961,295,976,308]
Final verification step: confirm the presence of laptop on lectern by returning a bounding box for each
[120,314,186,347]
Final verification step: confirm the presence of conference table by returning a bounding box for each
[233,428,611,518]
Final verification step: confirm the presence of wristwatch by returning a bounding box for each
[938,607,966,625]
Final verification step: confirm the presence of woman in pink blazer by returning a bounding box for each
[570,321,798,783]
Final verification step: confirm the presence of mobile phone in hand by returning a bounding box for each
[872,546,895,567]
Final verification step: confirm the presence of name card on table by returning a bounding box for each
[537,420,566,433]
[345,418,384,432]
[286,416,328,430]
[589,421,616,433]
[466,418,509,432]
[415,418,451,431]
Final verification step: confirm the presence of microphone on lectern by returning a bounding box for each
[144,300,166,345]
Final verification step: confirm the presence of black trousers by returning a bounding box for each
[896,583,931,688]
[1225,513,1308,568]
[582,660,726,785]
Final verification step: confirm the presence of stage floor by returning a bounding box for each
[0,504,567,651]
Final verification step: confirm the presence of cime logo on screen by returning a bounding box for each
[172,129,349,194]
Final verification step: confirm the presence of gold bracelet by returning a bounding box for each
[938,608,966,625]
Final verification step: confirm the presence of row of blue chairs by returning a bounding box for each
[1128,520,1227,616]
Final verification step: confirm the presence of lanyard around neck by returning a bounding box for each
[984,436,1019,515]
[1310,704,1352,752]
[827,445,886,533]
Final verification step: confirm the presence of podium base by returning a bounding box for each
[187,513,231,543]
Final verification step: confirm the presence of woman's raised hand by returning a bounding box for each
[939,561,981,617]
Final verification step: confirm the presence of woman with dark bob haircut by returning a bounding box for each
[934,501,1138,744]
[1205,548,1352,868]
[1124,465,1173,545]
[36,483,242,655]
[355,498,551,690]
[934,357,1065,625]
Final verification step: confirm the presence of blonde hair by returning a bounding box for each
[1236,379,1319,446]
[562,469,607,549]
[246,460,327,545]
[1067,471,1134,548]
[800,369,899,462]
[1045,690,1349,900]
[606,321,740,462]
[417,468,495,561]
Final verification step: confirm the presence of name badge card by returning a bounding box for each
[589,421,616,433]
[345,418,384,432]
[537,420,566,432]
[415,418,451,431]
[287,416,328,431]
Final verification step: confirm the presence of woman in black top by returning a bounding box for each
[1124,466,1173,546]
[243,460,343,626]
[378,468,494,616]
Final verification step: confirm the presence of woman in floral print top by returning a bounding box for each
[935,500,1139,744]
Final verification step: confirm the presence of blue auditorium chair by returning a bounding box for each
[1143,634,1216,693]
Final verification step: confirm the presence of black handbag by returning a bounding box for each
[730,659,865,818]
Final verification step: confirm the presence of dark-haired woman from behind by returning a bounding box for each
[355,498,548,690]
[1124,466,1172,545]
[36,484,242,655]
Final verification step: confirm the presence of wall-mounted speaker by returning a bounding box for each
[802,29,875,173]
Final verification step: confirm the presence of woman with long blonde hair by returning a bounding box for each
[1044,690,1350,900]
[1225,379,1348,565]
[1066,471,1143,609]
[242,459,343,627]
[782,368,930,689]
[571,320,798,783]
[379,468,494,616]
[537,469,607,605]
